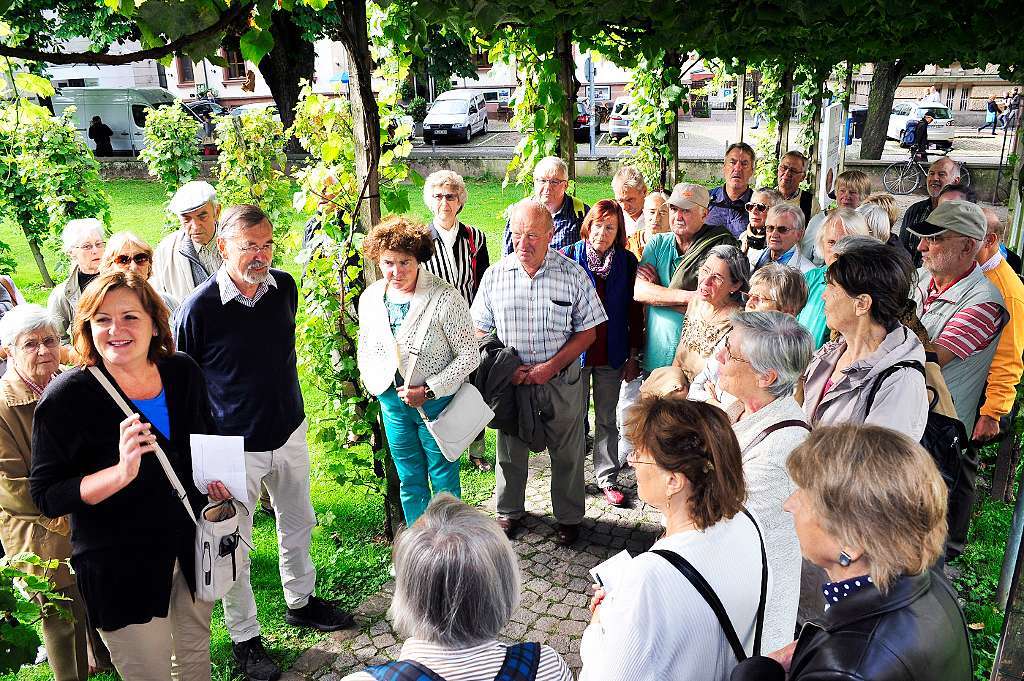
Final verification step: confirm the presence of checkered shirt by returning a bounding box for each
[216,266,277,307]
[471,250,607,364]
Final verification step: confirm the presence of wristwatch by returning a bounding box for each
[424,386,436,401]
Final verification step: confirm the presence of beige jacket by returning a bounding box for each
[151,230,222,302]
[0,370,74,588]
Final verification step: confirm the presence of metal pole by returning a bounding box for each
[587,55,596,156]
[735,63,747,144]
[999,461,1024,609]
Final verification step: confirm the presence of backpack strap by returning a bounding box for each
[463,223,479,279]
[864,360,926,414]
[649,508,768,661]
[364,661,449,681]
[494,642,541,681]
[741,419,811,455]
[571,194,587,222]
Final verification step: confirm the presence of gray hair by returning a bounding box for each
[702,244,750,301]
[766,203,806,233]
[423,170,468,213]
[748,263,808,315]
[61,218,104,253]
[833,234,884,257]
[732,310,814,398]
[856,203,892,241]
[0,304,60,349]
[218,204,270,240]
[817,207,872,254]
[752,188,784,206]
[533,156,568,180]
[612,165,648,193]
[389,494,520,647]
[509,198,554,234]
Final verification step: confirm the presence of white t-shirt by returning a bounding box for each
[435,220,460,263]
[624,211,645,237]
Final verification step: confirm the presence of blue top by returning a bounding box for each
[133,389,170,439]
[639,233,687,371]
[707,185,753,238]
[796,266,830,349]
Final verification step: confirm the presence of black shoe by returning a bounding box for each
[285,595,355,632]
[232,636,281,681]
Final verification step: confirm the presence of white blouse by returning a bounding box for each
[579,513,765,681]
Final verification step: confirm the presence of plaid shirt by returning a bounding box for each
[216,266,277,307]
[472,250,607,364]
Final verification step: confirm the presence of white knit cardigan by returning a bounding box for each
[357,267,479,399]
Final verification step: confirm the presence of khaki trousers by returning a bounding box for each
[40,582,89,681]
[98,562,213,681]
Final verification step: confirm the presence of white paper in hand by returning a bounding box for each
[589,549,632,594]
[190,434,248,504]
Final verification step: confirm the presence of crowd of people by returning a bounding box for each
[0,138,1018,680]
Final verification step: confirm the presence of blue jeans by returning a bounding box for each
[377,387,461,525]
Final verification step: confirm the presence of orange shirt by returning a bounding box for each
[981,257,1024,419]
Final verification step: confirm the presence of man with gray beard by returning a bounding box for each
[174,205,353,681]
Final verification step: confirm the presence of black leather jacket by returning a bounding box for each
[732,570,972,681]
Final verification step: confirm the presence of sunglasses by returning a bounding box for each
[765,224,794,235]
[745,202,769,213]
[114,253,152,266]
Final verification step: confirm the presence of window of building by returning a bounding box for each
[959,87,970,111]
[945,87,955,109]
[176,55,195,84]
[470,49,492,70]
[222,48,246,81]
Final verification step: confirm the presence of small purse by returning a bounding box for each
[394,286,493,463]
[88,366,242,602]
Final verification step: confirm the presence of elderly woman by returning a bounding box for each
[669,244,749,381]
[741,188,783,265]
[101,231,179,314]
[580,396,766,681]
[561,200,643,507]
[0,305,87,680]
[343,495,572,680]
[420,171,490,471]
[690,264,809,405]
[48,218,105,344]
[856,203,895,244]
[801,170,871,265]
[357,216,479,526]
[795,208,874,349]
[801,238,928,440]
[30,271,229,680]
[626,190,670,259]
[732,424,972,681]
[715,311,813,652]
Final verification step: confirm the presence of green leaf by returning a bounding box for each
[13,72,54,98]
[239,28,275,66]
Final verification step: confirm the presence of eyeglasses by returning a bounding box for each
[76,241,105,251]
[511,231,549,242]
[765,224,794,235]
[723,336,750,364]
[778,164,806,176]
[18,336,59,353]
[234,242,274,255]
[697,266,726,286]
[921,232,956,245]
[626,452,658,466]
[743,293,778,308]
[745,202,769,213]
[114,253,152,266]
[534,178,567,186]
[432,193,459,202]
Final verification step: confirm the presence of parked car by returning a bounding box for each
[52,87,181,155]
[230,102,280,122]
[422,89,488,144]
[573,101,598,141]
[887,101,956,150]
[608,96,632,140]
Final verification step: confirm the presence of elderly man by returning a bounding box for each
[754,204,814,273]
[776,150,818,225]
[502,156,588,255]
[707,142,755,237]
[152,180,224,301]
[910,200,1008,559]
[626,190,669,259]
[973,208,1024,443]
[474,199,606,545]
[612,165,648,236]
[899,156,960,268]
[634,183,737,374]
[174,205,353,681]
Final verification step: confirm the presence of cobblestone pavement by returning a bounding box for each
[280,454,663,681]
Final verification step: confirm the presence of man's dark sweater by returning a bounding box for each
[898,196,934,269]
[174,269,304,451]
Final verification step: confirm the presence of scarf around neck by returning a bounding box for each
[586,242,615,279]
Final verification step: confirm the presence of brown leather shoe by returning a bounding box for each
[555,523,580,546]
[470,456,493,472]
[497,516,520,539]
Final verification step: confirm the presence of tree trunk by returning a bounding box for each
[258,11,316,153]
[555,31,576,180]
[861,60,914,160]
[838,60,854,174]
[665,50,680,189]
[734,63,747,143]
[806,72,826,195]
[774,65,795,167]
[26,236,53,287]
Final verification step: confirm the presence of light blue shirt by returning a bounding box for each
[639,233,686,371]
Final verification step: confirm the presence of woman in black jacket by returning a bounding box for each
[732,423,971,681]
[30,271,229,681]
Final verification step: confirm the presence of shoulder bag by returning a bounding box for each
[395,285,493,463]
[88,365,242,602]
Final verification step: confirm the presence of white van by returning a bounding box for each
[422,89,488,144]
[52,87,201,155]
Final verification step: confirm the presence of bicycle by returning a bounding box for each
[881,148,971,195]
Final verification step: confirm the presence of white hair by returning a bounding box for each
[533,156,569,179]
[389,495,520,647]
[732,310,814,398]
[61,218,104,253]
[0,304,61,348]
[612,165,648,193]
[817,208,872,254]
[856,203,892,241]
[767,203,806,233]
[423,170,468,213]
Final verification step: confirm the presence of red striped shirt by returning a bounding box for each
[935,301,1004,359]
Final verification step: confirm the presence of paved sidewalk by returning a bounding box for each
[280,454,662,680]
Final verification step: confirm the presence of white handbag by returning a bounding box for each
[394,285,493,463]
[88,366,243,602]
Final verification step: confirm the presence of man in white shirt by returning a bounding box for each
[612,165,648,236]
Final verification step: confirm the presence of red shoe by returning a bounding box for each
[602,487,626,507]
